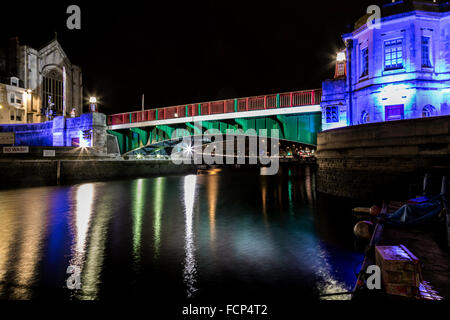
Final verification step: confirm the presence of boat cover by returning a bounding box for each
[385,195,443,226]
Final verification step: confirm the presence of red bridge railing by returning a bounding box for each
[107,89,322,126]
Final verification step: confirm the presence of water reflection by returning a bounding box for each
[132,179,146,264]
[261,177,268,224]
[0,195,18,297]
[71,184,95,266]
[0,166,361,301]
[207,174,218,250]
[78,185,114,300]
[316,243,352,300]
[12,190,48,299]
[305,166,313,204]
[183,175,197,298]
[153,177,165,258]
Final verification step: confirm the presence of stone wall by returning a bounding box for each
[0,159,196,188]
[316,115,450,200]
[0,112,109,155]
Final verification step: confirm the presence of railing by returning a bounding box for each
[108,89,322,126]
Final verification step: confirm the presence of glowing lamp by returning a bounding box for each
[337,52,346,62]
[80,139,89,148]
[89,97,97,104]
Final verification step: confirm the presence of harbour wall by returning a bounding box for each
[0,160,196,188]
[0,113,112,155]
[316,115,450,200]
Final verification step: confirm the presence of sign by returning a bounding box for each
[43,150,56,157]
[3,146,29,153]
[0,132,15,145]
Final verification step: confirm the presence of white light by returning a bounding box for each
[80,139,89,148]
[183,175,197,298]
[89,97,97,104]
[75,184,95,254]
[337,52,346,62]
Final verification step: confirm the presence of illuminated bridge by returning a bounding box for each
[107,89,322,154]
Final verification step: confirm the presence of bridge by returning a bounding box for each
[107,89,322,154]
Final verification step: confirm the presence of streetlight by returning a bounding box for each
[89,96,98,112]
[337,51,346,62]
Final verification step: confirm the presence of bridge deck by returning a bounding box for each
[108,89,322,130]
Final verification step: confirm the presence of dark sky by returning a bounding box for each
[4,0,383,114]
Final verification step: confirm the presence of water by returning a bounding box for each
[0,166,362,302]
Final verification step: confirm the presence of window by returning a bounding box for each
[422,105,435,118]
[360,111,370,124]
[9,93,22,105]
[15,109,23,122]
[10,109,14,121]
[336,63,345,77]
[10,77,19,87]
[385,105,404,121]
[42,72,63,112]
[326,106,339,123]
[384,39,403,70]
[422,36,432,68]
[360,47,369,78]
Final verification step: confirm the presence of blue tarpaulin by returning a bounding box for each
[385,195,443,226]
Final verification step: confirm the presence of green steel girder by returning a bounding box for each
[130,127,150,147]
[109,112,322,154]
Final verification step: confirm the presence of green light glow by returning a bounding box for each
[153,177,165,258]
[132,179,146,263]
[288,169,293,215]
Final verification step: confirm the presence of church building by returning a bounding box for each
[0,36,83,124]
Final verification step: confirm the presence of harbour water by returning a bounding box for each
[0,166,362,301]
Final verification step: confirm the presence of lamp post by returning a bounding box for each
[89,96,98,113]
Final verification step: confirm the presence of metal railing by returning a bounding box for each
[108,89,322,126]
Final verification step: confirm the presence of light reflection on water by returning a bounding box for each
[0,167,361,300]
[183,175,198,298]
[153,177,165,258]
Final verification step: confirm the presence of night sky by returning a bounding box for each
[4,0,381,114]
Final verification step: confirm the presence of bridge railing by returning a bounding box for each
[107,89,322,126]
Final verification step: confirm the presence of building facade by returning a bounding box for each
[321,0,450,131]
[0,37,83,124]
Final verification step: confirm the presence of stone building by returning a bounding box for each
[0,37,83,124]
[321,0,450,131]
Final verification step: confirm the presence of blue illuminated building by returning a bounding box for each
[321,0,450,131]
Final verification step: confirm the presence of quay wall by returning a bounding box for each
[0,160,196,188]
[316,115,450,200]
[0,113,111,155]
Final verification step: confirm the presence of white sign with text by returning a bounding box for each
[3,146,29,154]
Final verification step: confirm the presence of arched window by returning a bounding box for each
[42,69,63,113]
[360,111,370,124]
[422,105,435,118]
